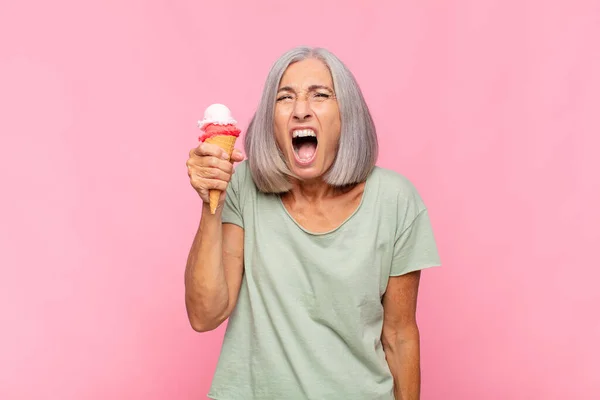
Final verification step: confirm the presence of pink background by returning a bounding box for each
[1,0,599,399]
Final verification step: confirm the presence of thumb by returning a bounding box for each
[231,149,246,162]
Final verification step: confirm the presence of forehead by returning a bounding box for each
[279,58,333,88]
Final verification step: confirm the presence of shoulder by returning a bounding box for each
[367,166,429,230]
[369,166,425,205]
[230,159,264,203]
[231,160,254,189]
[233,159,250,176]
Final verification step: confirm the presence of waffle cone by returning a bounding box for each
[204,134,238,214]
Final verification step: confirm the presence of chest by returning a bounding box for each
[280,188,364,234]
[246,200,396,308]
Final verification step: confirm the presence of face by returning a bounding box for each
[274,58,341,181]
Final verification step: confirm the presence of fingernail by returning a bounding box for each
[221,152,229,160]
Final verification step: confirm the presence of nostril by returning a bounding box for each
[293,113,312,120]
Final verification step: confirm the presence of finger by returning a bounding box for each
[194,142,229,159]
[197,156,234,174]
[196,166,232,182]
[231,149,245,162]
[191,176,229,192]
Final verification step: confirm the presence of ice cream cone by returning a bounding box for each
[204,134,238,214]
[197,104,241,214]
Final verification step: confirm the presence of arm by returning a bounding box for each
[184,144,245,332]
[381,270,422,400]
[184,208,244,332]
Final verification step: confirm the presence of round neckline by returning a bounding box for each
[277,167,377,236]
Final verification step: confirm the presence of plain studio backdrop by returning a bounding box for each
[1,0,598,399]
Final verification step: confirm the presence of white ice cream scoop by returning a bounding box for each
[197,103,238,130]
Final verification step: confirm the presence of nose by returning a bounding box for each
[292,98,312,121]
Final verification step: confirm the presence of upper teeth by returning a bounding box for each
[292,129,316,138]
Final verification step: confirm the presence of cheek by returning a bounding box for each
[321,109,341,142]
[273,109,288,141]
[274,129,286,151]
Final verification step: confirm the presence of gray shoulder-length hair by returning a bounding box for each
[244,46,378,193]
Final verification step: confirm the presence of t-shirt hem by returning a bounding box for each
[208,387,246,400]
[207,391,236,400]
[222,219,243,229]
[390,262,441,277]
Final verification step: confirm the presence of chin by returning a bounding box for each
[293,169,324,182]
[288,158,330,182]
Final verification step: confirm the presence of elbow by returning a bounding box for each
[185,297,229,333]
[381,329,397,352]
[189,317,222,333]
[382,323,420,350]
[187,310,227,332]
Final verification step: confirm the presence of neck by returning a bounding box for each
[286,178,353,203]
[287,178,334,202]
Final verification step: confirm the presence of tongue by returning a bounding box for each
[297,142,317,160]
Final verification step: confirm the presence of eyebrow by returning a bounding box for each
[277,84,334,93]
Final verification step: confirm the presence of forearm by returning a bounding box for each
[383,328,421,400]
[184,206,229,330]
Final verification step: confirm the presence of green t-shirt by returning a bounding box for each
[207,161,441,400]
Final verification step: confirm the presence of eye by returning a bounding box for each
[314,92,330,98]
[276,94,294,101]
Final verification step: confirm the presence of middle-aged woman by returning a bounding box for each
[185,46,441,400]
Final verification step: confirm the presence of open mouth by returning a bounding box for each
[292,129,318,163]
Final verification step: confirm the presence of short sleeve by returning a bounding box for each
[221,162,245,229]
[390,209,441,276]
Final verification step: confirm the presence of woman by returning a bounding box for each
[185,46,441,400]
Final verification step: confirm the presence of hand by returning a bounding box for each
[186,142,245,207]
